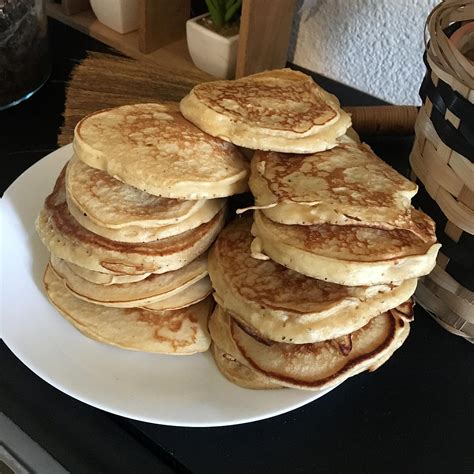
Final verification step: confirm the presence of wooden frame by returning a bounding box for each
[46,0,297,79]
[55,0,90,16]
[236,0,296,78]
[138,0,190,54]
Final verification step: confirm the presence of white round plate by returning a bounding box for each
[1,145,333,427]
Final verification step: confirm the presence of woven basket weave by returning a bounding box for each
[409,1,474,342]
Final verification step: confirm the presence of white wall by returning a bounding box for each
[289,0,439,105]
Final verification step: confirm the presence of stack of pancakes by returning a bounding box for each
[36,103,249,355]
[180,69,441,389]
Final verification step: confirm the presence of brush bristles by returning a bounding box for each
[59,52,204,146]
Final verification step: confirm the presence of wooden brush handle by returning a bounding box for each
[345,105,418,135]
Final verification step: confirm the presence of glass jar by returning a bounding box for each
[0,0,51,110]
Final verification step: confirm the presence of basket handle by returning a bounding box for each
[346,105,418,135]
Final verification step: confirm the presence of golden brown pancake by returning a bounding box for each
[64,259,151,285]
[44,265,212,355]
[249,143,422,235]
[209,217,417,343]
[208,304,284,388]
[228,305,411,391]
[36,167,225,275]
[50,254,208,308]
[142,276,213,312]
[252,210,440,286]
[73,103,249,199]
[67,189,225,243]
[66,155,207,228]
[208,302,247,365]
[212,344,283,390]
[180,69,351,153]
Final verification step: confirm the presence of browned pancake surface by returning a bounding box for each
[193,70,337,133]
[230,308,410,389]
[257,144,415,204]
[46,167,224,258]
[75,104,247,188]
[212,217,377,314]
[256,210,436,262]
[67,156,197,226]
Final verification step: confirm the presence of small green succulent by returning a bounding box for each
[205,0,242,28]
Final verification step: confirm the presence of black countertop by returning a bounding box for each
[1,19,473,474]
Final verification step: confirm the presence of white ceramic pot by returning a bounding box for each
[90,0,139,34]
[186,13,239,79]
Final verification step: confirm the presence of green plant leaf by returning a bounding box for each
[224,0,242,23]
[205,0,221,27]
[206,0,239,28]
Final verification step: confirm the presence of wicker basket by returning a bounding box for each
[409,1,473,342]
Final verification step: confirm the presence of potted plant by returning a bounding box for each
[186,0,242,79]
[90,0,139,34]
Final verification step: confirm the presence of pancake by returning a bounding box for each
[212,344,283,390]
[208,302,247,365]
[142,276,212,311]
[180,69,351,153]
[229,305,411,391]
[252,210,440,286]
[44,265,212,355]
[66,156,208,229]
[73,103,249,199]
[249,143,421,233]
[67,190,226,243]
[389,299,415,321]
[208,304,281,389]
[64,260,151,285]
[209,217,418,343]
[36,168,226,275]
[50,254,208,308]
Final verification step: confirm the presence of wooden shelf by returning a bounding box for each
[47,0,297,80]
[46,2,211,81]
